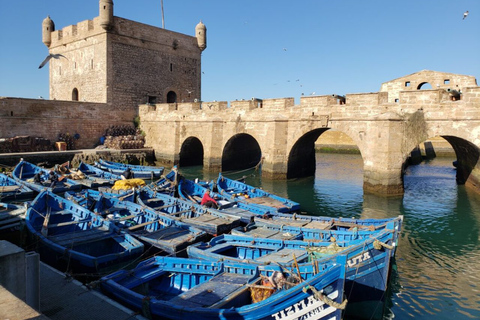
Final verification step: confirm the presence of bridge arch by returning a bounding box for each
[179,136,204,167]
[442,136,480,184]
[222,133,261,171]
[405,134,480,187]
[287,128,328,178]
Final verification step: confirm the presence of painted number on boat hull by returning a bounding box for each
[271,290,339,320]
[347,251,371,268]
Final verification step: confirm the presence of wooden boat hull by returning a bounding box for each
[25,190,144,273]
[188,230,395,314]
[0,173,35,201]
[12,160,83,193]
[100,256,346,320]
[95,159,164,179]
[66,189,207,255]
[178,177,272,219]
[137,187,242,235]
[216,173,300,213]
[75,162,121,188]
[233,216,403,253]
[0,202,27,233]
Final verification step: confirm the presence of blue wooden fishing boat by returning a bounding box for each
[95,159,164,179]
[75,162,122,188]
[12,160,83,193]
[25,190,144,273]
[0,202,28,233]
[188,229,396,319]
[216,173,301,213]
[144,165,180,196]
[0,173,35,201]
[65,189,207,255]
[99,255,347,320]
[137,186,242,235]
[178,176,273,221]
[231,216,403,251]
[187,233,358,265]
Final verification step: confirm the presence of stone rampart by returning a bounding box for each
[139,84,480,195]
[0,98,133,149]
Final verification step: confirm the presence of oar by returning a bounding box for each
[293,253,302,281]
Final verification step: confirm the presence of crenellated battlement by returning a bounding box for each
[50,18,101,48]
[139,84,480,123]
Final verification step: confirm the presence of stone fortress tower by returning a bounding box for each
[42,0,206,117]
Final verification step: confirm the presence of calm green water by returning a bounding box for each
[179,153,480,320]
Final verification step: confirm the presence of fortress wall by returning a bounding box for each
[0,98,133,149]
[113,18,198,54]
[230,100,256,110]
[49,33,108,103]
[261,98,295,110]
[109,17,201,109]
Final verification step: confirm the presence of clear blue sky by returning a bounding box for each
[0,0,479,103]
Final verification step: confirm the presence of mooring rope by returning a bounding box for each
[373,239,394,250]
[302,285,347,310]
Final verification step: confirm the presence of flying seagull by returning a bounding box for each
[463,10,469,20]
[38,53,67,69]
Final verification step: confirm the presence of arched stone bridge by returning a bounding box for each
[139,71,480,195]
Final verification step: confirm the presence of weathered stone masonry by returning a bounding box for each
[139,70,480,195]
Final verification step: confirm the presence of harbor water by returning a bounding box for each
[179,153,480,320]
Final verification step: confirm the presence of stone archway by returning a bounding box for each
[72,88,79,101]
[287,128,328,178]
[441,136,480,185]
[222,133,261,171]
[417,82,433,90]
[167,91,177,103]
[179,137,204,167]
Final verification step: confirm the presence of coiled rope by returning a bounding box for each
[302,285,347,310]
[373,239,394,250]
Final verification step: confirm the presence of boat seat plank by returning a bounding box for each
[302,221,332,230]
[256,248,308,264]
[0,186,21,192]
[184,214,219,223]
[242,197,285,208]
[232,228,299,240]
[48,228,111,246]
[133,226,190,242]
[47,218,91,229]
[170,273,251,308]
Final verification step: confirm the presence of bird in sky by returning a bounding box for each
[38,53,68,69]
[463,10,469,20]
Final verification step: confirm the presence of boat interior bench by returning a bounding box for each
[48,228,111,246]
[169,273,252,308]
[256,248,309,264]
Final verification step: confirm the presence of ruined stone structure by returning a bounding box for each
[42,0,206,116]
[139,70,480,195]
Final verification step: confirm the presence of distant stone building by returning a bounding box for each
[42,0,206,117]
[380,70,477,103]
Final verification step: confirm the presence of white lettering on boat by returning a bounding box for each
[346,251,371,268]
[271,290,339,320]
